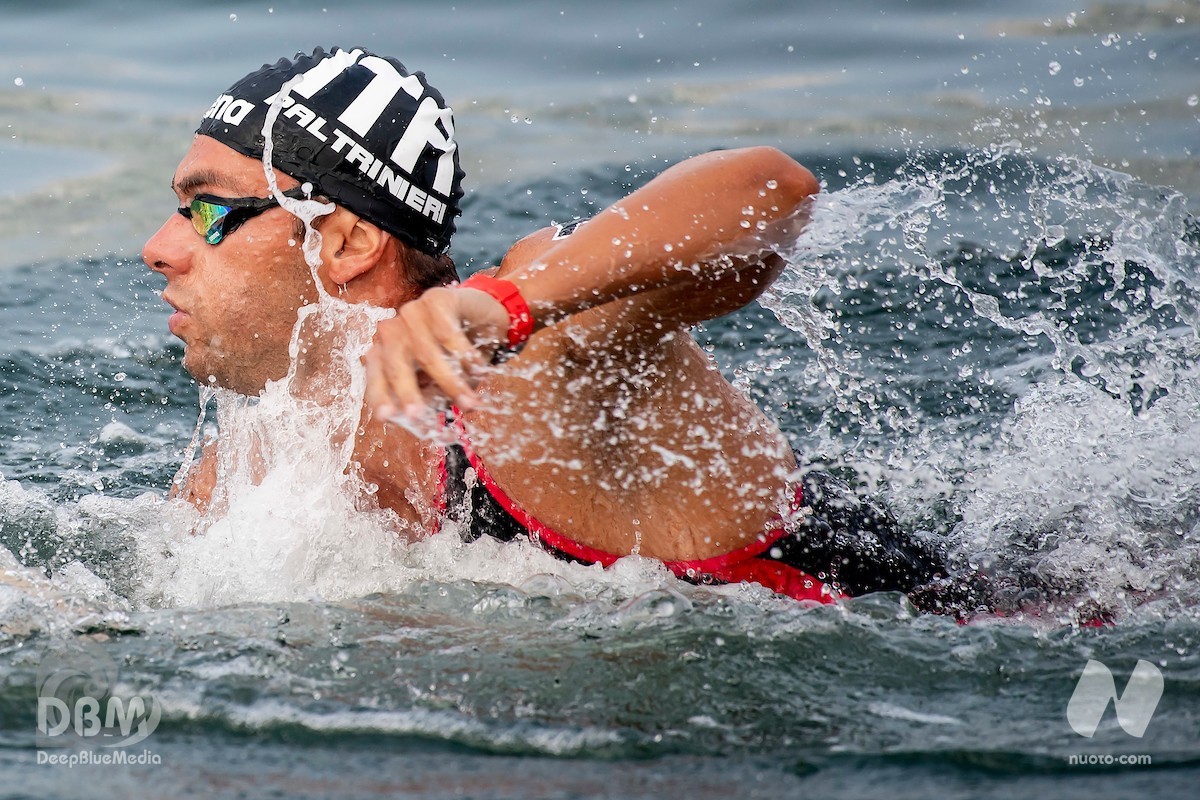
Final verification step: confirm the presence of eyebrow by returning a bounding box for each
[171,170,240,199]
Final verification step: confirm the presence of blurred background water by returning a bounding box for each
[1,1,1198,797]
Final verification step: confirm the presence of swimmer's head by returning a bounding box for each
[196,46,464,257]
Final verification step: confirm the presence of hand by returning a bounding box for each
[364,284,510,420]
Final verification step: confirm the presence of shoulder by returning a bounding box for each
[494,219,588,277]
[170,441,217,511]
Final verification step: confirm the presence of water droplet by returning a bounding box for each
[1048,61,1061,75]
[229,13,237,21]
[1188,95,1199,107]
[1148,50,1157,60]
[12,77,22,87]
[960,67,970,75]
[627,94,638,103]
[663,243,673,252]
[1073,77,1085,87]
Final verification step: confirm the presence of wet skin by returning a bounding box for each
[147,137,822,561]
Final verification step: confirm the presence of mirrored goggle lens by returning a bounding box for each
[189,199,234,245]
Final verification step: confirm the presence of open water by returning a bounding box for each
[1,1,1199,797]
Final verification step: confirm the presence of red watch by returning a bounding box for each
[459,273,535,347]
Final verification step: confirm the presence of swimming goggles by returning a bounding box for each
[177,186,312,245]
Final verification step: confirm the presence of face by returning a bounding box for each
[143,136,319,395]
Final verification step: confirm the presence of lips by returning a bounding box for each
[162,293,190,337]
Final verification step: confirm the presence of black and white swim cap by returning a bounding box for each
[196,47,464,256]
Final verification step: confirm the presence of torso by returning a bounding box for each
[355,225,797,561]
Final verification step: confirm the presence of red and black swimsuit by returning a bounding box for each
[433,221,942,603]
[433,435,839,602]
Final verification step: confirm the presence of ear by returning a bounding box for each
[317,207,389,285]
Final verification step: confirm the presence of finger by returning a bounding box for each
[435,317,487,377]
[364,347,399,419]
[400,300,481,411]
[426,292,494,393]
[374,318,426,418]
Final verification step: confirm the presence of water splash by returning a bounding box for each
[767,147,1198,426]
[759,145,1200,616]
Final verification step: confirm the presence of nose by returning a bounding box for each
[142,212,195,277]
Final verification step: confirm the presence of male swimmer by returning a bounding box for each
[144,47,945,606]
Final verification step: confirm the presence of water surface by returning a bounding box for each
[1,1,1198,797]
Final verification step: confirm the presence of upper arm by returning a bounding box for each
[494,235,787,359]
[493,223,686,356]
[492,147,818,356]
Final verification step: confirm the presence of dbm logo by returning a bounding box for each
[35,639,161,749]
[1066,659,1163,738]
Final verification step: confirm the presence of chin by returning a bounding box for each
[183,351,282,396]
[183,353,234,393]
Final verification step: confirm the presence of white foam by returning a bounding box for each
[757,149,1200,614]
[947,368,1200,607]
[160,696,624,756]
[867,701,964,726]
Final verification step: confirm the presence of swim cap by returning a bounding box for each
[196,47,464,256]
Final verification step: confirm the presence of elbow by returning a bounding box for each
[735,146,819,209]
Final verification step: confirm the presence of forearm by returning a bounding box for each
[497,146,819,327]
[364,147,819,419]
